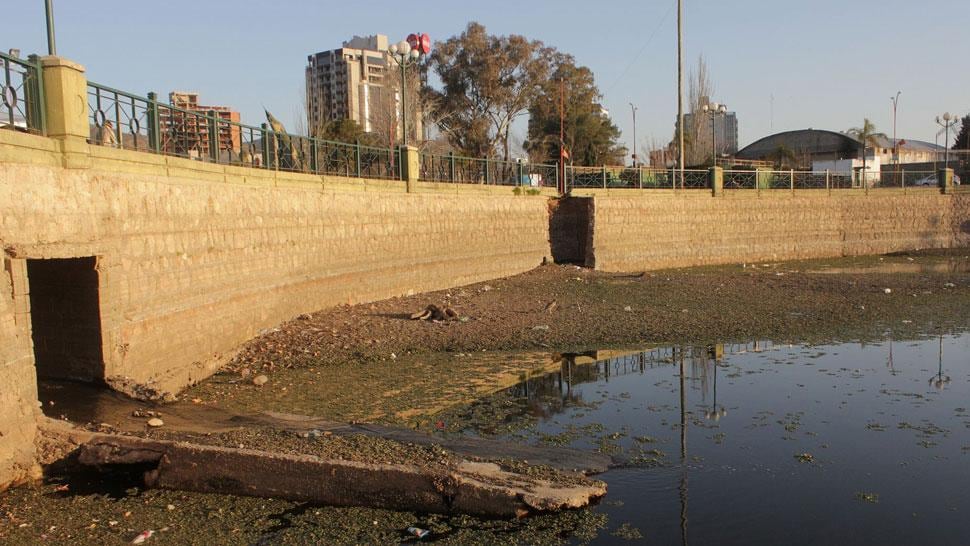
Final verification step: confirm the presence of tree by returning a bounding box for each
[685,55,715,166]
[429,22,551,160]
[846,118,887,179]
[524,53,625,166]
[953,114,970,151]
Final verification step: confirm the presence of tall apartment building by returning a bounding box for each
[160,91,241,159]
[305,35,421,142]
[682,97,739,157]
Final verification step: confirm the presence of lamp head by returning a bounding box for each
[702,104,709,113]
[389,43,398,55]
[409,49,420,60]
[719,104,728,114]
[398,41,411,55]
[943,112,952,121]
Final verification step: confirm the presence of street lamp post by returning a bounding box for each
[45,0,57,55]
[936,113,957,169]
[701,102,727,167]
[388,35,430,147]
[629,103,638,167]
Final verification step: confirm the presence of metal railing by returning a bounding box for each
[565,166,710,190]
[86,81,401,180]
[723,169,942,191]
[418,152,557,187]
[1,52,44,134]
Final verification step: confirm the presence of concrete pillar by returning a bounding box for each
[709,166,723,196]
[755,168,771,191]
[939,168,954,194]
[400,145,419,192]
[39,56,90,168]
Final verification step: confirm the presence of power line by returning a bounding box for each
[605,0,678,95]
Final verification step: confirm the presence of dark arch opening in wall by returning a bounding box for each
[27,257,105,383]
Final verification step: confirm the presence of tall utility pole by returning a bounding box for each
[677,0,685,187]
[559,77,565,194]
[890,91,901,169]
[629,103,638,167]
[45,0,57,55]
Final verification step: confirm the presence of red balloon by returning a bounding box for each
[419,33,432,55]
[406,33,420,50]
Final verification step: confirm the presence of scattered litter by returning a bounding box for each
[252,375,269,387]
[532,325,550,331]
[480,285,493,292]
[131,530,154,544]
[166,504,175,511]
[902,320,912,324]
[883,288,892,294]
[623,306,633,312]
[407,526,431,539]
[944,282,956,288]
[544,301,558,313]
[53,484,69,492]
[146,418,164,428]
[410,304,459,321]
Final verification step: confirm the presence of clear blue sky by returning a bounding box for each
[6,0,969,154]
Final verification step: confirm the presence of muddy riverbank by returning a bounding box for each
[182,250,970,426]
[5,250,970,545]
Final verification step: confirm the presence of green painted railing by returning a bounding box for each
[86,81,402,180]
[418,151,558,188]
[0,51,45,135]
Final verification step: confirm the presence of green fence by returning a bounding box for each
[0,51,45,135]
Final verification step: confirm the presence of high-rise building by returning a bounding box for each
[159,91,241,159]
[305,35,421,142]
[682,97,739,157]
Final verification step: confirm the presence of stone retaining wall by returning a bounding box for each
[583,189,970,271]
[0,131,551,488]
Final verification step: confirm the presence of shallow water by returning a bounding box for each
[480,335,970,544]
[462,335,970,545]
[34,335,970,545]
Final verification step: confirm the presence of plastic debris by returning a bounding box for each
[410,304,459,321]
[146,418,164,428]
[407,526,431,539]
[131,530,154,544]
[252,375,269,386]
[883,288,892,294]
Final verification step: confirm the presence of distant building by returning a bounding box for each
[736,129,946,169]
[683,105,739,157]
[305,35,421,142]
[160,91,241,159]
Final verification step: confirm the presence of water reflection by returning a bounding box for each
[483,334,970,545]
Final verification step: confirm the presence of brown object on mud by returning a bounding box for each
[410,304,459,321]
[78,434,606,518]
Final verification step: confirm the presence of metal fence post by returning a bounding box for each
[901,168,905,190]
[146,92,161,153]
[308,138,318,173]
[790,169,794,192]
[260,123,271,170]
[638,167,643,189]
[27,54,47,135]
[825,169,830,192]
[206,110,219,163]
[516,159,523,187]
[602,165,607,188]
[354,142,361,177]
[449,151,456,182]
[483,160,489,185]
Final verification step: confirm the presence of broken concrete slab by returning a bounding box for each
[78,434,606,519]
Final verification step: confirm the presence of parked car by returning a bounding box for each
[913,173,962,186]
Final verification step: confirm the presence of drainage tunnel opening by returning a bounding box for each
[27,257,105,383]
